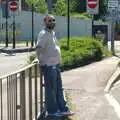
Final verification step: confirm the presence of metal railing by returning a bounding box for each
[0,63,43,120]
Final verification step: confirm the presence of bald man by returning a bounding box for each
[36,15,72,116]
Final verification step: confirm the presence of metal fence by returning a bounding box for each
[0,63,43,120]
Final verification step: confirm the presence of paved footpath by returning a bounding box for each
[62,56,120,120]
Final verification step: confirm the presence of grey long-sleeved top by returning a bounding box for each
[36,29,61,66]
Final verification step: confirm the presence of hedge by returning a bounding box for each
[60,37,110,70]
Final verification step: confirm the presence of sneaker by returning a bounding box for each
[60,111,74,116]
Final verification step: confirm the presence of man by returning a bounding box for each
[36,14,72,116]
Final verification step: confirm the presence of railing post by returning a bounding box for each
[20,71,26,120]
[0,79,3,120]
[29,67,32,120]
[40,66,43,114]
[34,64,38,120]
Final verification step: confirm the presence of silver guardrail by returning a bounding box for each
[0,63,43,120]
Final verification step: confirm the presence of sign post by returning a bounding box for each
[108,0,119,55]
[9,1,18,49]
[87,0,99,37]
[87,0,99,15]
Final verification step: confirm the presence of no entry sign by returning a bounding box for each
[87,0,99,14]
[88,0,97,9]
[9,1,18,12]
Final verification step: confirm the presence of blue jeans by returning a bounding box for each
[42,64,69,114]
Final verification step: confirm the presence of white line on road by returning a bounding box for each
[105,93,120,119]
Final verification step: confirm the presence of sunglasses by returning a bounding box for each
[48,19,55,22]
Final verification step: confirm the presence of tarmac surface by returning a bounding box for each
[61,56,120,120]
[0,44,120,119]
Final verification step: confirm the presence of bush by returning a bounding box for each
[28,37,111,70]
[60,37,109,70]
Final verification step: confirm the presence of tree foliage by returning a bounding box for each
[70,0,78,13]
[69,0,108,19]
[53,0,67,16]
[98,0,108,18]
[25,0,48,13]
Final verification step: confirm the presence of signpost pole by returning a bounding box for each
[5,0,8,47]
[91,14,94,37]
[108,0,118,55]
[9,1,18,49]
[13,13,16,49]
[111,14,115,55]
[87,0,99,37]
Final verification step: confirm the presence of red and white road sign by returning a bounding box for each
[9,1,18,12]
[87,0,99,14]
[88,0,97,9]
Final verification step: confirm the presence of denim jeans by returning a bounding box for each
[42,64,69,114]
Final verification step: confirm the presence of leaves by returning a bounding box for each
[53,0,67,16]
[60,37,108,70]
[25,0,48,13]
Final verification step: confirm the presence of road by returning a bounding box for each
[0,52,35,76]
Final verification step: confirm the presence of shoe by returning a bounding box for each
[48,112,63,117]
[60,111,74,116]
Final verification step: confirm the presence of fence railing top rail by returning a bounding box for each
[0,63,37,80]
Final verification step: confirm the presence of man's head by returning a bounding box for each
[44,14,56,30]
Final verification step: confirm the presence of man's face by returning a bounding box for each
[44,16,56,30]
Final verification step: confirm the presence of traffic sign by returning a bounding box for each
[108,0,118,8]
[88,0,97,9]
[87,0,99,14]
[9,1,18,12]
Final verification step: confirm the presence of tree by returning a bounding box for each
[70,0,78,13]
[53,0,67,16]
[25,0,48,13]
[94,0,108,20]
[75,0,86,13]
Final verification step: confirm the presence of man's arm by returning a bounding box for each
[36,31,47,57]
[36,46,45,57]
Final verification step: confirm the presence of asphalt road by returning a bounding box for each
[0,52,35,76]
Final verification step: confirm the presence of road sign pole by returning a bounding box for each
[9,1,18,49]
[13,13,16,49]
[111,16,115,55]
[91,14,94,37]
[87,0,99,14]
[5,0,8,47]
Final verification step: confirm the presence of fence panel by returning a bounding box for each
[0,63,42,120]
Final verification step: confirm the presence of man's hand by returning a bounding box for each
[32,58,39,64]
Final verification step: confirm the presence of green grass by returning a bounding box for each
[71,12,91,19]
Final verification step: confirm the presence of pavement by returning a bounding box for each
[0,44,120,120]
[61,56,120,120]
[0,43,36,53]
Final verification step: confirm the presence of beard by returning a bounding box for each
[47,23,55,30]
